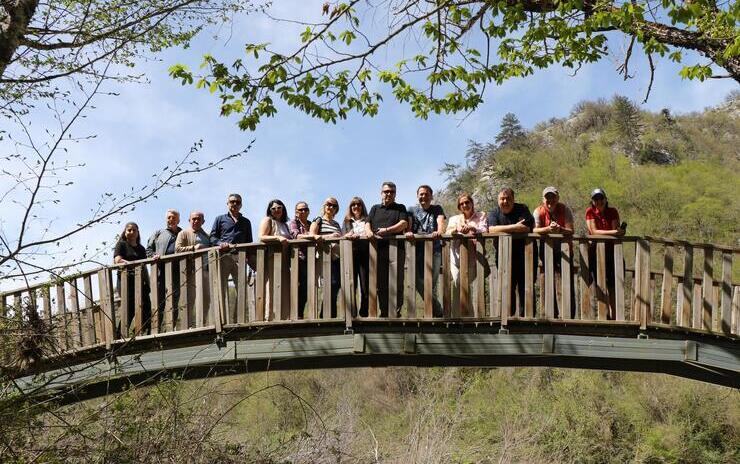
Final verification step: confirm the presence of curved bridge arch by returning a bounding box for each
[4,234,739,401]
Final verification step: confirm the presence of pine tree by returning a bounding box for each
[495,113,526,149]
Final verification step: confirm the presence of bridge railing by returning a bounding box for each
[1,235,738,358]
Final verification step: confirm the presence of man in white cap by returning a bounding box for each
[533,186,574,318]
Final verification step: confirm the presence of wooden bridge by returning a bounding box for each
[3,234,739,401]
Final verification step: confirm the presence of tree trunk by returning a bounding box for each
[0,0,40,79]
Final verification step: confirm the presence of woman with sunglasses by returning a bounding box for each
[445,193,488,306]
[310,197,343,318]
[258,199,292,320]
[586,188,625,319]
[288,201,314,317]
[342,196,370,317]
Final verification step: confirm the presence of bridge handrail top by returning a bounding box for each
[2,234,737,297]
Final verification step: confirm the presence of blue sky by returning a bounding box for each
[1,2,736,290]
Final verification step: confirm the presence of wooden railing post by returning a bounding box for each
[207,249,223,334]
[341,240,355,330]
[635,239,651,331]
[96,268,115,350]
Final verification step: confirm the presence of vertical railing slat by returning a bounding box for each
[524,238,534,318]
[475,240,485,318]
[561,240,572,320]
[720,252,733,335]
[255,248,266,322]
[596,242,607,320]
[499,235,511,325]
[487,239,499,319]
[388,240,398,319]
[544,239,555,319]
[681,245,694,328]
[459,239,469,317]
[659,245,674,324]
[367,241,377,318]
[55,284,68,350]
[291,246,299,321]
[149,264,159,334]
[442,242,451,317]
[702,246,714,332]
[195,254,205,327]
[614,242,625,321]
[119,270,130,338]
[208,250,223,333]
[134,266,143,335]
[237,251,247,324]
[424,240,433,318]
[68,280,83,348]
[322,243,332,320]
[82,275,95,345]
[164,261,174,332]
[306,244,317,320]
[578,241,592,320]
[274,247,285,321]
[405,240,416,318]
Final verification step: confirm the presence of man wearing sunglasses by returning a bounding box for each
[367,181,408,317]
[210,193,253,321]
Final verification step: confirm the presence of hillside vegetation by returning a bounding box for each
[440,92,740,246]
[2,95,739,463]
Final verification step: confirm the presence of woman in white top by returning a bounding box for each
[342,196,370,317]
[258,199,292,320]
[309,197,343,318]
[445,193,488,309]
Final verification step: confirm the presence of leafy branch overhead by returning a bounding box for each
[169,0,740,130]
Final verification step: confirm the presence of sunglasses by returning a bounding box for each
[326,203,338,209]
[458,200,472,207]
[381,190,395,195]
[592,195,605,201]
[296,207,309,212]
[351,203,361,207]
[270,205,283,211]
[228,199,241,204]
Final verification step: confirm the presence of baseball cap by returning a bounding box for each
[591,188,606,199]
[542,186,558,196]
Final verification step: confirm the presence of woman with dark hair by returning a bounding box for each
[586,188,625,320]
[342,196,370,317]
[310,197,343,318]
[259,199,292,320]
[113,222,152,334]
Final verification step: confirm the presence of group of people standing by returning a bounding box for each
[113,182,625,332]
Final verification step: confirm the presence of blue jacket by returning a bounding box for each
[210,212,253,246]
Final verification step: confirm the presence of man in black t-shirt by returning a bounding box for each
[367,181,407,317]
[487,187,535,316]
[406,185,446,316]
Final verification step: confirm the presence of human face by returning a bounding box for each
[350,201,363,219]
[295,203,309,221]
[417,187,432,208]
[458,197,474,217]
[227,195,242,214]
[592,195,606,211]
[189,213,204,232]
[166,211,180,230]
[381,185,396,206]
[269,202,284,220]
[124,224,139,243]
[544,193,559,211]
[498,190,514,214]
[324,199,339,218]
